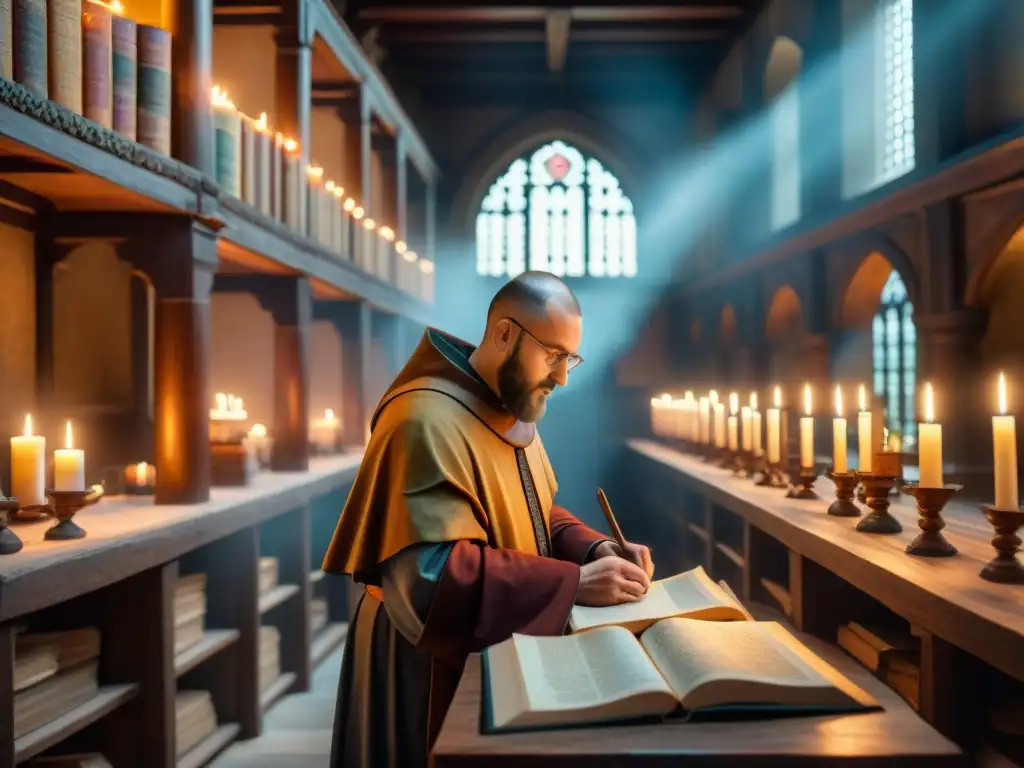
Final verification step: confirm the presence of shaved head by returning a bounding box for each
[470,271,583,423]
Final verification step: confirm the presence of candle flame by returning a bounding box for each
[211,85,234,109]
[110,0,125,15]
[352,206,365,220]
[307,165,324,182]
[729,392,738,415]
[363,218,377,231]
[750,392,758,410]
[395,240,408,254]
[379,226,395,242]
[23,413,32,437]
[403,250,417,263]
[325,408,335,421]
[858,383,866,412]
[255,112,269,132]
[234,397,244,413]
[803,384,812,416]
[773,386,781,408]
[835,385,843,417]
[136,461,147,478]
[343,198,356,212]
[923,382,934,423]
[325,180,335,192]
[87,0,124,15]
[283,137,299,153]
[332,185,345,198]
[214,392,227,411]
[250,423,267,438]
[65,420,74,450]
[709,390,718,405]
[419,260,435,274]
[999,372,1008,416]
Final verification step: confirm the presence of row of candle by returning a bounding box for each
[652,374,1019,509]
[10,416,86,507]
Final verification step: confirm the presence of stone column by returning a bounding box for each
[169,0,214,176]
[134,218,219,504]
[313,300,371,447]
[275,3,312,169]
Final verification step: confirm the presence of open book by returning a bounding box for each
[482,619,879,733]
[569,566,749,633]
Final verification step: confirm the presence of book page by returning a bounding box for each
[512,626,673,712]
[570,566,748,633]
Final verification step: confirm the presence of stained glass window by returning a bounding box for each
[880,0,915,180]
[475,140,637,278]
[771,85,801,231]
[872,271,916,448]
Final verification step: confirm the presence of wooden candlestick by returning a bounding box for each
[0,497,23,554]
[979,505,1024,584]
[904,484,961,557]
[827,471,861,517]
[855,473,902,534]
[43,484,104,540]
[785,463,820,500]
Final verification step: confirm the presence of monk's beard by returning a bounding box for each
[497,340,555,423]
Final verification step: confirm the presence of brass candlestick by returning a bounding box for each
[0,497,23,554]
[855,473,902,534]
[904,484,961,557]
[43,485,105,541]
[827,471,861,517]
[979,505,1024,584]
[785,463,821,500]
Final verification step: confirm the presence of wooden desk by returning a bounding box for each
[432,628,962,767]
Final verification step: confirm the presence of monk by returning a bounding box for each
[323,271,654,768]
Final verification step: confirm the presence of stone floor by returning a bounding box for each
[211,646,342,768]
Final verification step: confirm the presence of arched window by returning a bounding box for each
[475,140,637,278]
[872,271,916,449]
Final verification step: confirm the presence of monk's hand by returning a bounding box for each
[594,540,655,580]
[576,556,651,606]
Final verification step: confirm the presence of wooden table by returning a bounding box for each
[432,625,963,767]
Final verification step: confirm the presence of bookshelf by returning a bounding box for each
[0,454,359,766]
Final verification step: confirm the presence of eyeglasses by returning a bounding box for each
[505,318,584,372]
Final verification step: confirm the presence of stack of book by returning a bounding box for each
[28,755,113,767]
[837,621,919,709]
[259,557,279,594]
[14,628,102,739]
[174,690,218,758]
[175,573,208,655]
[311,597,328,637]
[259,625,281,692]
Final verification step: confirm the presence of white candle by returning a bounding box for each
[254,113,272,216]
[11,414,45,506]
[133,461,152,487]
[713,403,726,448]
[247,423,272,466]
[54,420,86,492]
[857,384,872,473]
[767,387,782,464]
[311,409,341,452]
[727,393,739,452]
[993,372,1018,509]
[698,396,710,443]
[918,382,943,488]
[800,384,814,469]
[833,386,848,474]
[282,138,304,231]
[307,165,325,242]
[740,406,752,452]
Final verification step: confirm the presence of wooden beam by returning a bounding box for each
[545,10,570,73]
[359,5,743,23]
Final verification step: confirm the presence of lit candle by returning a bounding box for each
[247,423,272,467]
[993,373,1018,509]
[727,393,739,452]
[325,181,343,252]
[363,217,377,274]
[698,396,710,444]
[740,405,752,452]
[54,420,86,492]
[282,137,304,231]
[378,225,396,282]
[134,461,150,487]
[210,392,249,442]
[857,384,872,473]
[254,113,272,216]
[711,390,726,449]
[800,384,814,469]
[833,386,847,474]
[918,382,943,488]
[751,392,763,457]
[11,414,45,506]
[767,387,781,465]
[311,408,341,452]
[306,165,325,242]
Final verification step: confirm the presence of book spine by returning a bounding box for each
[111,13,136,139]
[82,0,111,128]
[136,23,170,155]
[47,0,81,112]
[0,0,12,79]
[13,0,46,97]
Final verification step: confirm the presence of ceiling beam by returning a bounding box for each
[358,5,743,23]
[545,10,571,73]
[381,28,729,44]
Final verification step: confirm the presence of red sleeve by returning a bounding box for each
[416,540,580,666]
[549,504,611,565]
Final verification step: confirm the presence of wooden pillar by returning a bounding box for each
[212,275,312,471]
[314,301,371,447]
[169,0,214,176]
[130,218,218,505]
[275,1,313,169]
[130,274,155,462]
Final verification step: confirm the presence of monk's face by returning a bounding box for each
[497,305,582,422]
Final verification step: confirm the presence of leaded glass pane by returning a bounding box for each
[881,0,915,180]
[872,270,916,441]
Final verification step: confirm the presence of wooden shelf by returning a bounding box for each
[312,623,348,669]
[14,683,139,763]
[176,723,241,768]
[686,522,709,541]
[260,672,297,713]
[760,577,793,618]
[175,629,241,678]
[258,584,301,614]
[715,541,745,568]
[309,569,325,584]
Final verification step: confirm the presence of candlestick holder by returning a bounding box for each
[0,497,23,554]
[855,473,902,534]
[752,455,771,485]
[42,485,104,541]
[903,484,961,557]
[826,472,861,517]
[785,463,821,500]
[979,505,1024,584]
[729,450,748,476]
